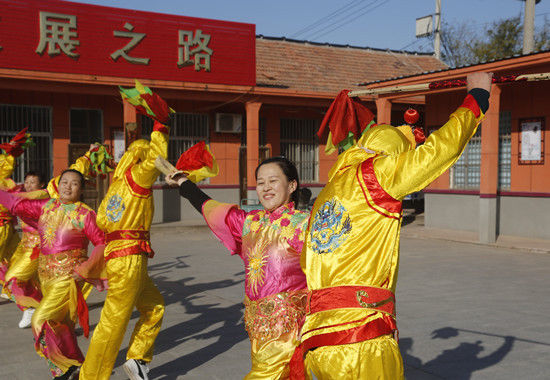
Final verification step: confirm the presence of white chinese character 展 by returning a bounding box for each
[178,29,213,72]
[35,11,80,58]
[111,22,150,65]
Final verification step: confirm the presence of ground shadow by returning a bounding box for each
[400,327,515,380]
[107,254,247,377]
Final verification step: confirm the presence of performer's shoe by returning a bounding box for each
[0,292,9,299]
[54,365,79,380]
[18,308,34,328]
[123,359,150,380]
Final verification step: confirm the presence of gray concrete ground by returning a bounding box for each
[1,219,549,379]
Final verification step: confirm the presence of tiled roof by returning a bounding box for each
[256,36,447,94]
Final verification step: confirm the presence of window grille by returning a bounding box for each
[280,119,319,183]
[0,104,52,183]
[498,111,512,189]
[451,128,481,189]
[70,109,103,144]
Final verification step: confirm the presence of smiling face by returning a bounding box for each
[23,175,43,192]
[255,162,297,212]
[58,171,83,203]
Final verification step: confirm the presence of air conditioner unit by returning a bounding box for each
[215,113,242,133]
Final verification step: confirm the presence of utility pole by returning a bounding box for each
[522,0,537,54]
[434,0,441,60]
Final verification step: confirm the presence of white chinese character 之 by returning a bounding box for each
[111,22,150,65]
[35,11,80,58]
[178,29,213,72]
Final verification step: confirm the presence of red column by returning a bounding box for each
[245,101,262,195]
[123,99,138,146]
[375,97,392,124]
[479,84,501,243]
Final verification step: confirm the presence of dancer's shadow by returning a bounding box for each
[400,327,515,380]
[111,255,247,377]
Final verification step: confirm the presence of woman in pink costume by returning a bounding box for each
[167,157,310,379]
[0,169,105,380]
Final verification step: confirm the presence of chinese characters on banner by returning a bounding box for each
[0,0,256,85]
[32,11,212,71]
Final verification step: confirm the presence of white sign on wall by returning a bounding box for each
[416,15,433,38]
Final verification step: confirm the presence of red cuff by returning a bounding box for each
[153,121,169,135]
[459,94,481,118]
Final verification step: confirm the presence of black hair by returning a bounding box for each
[24,171,46,186]
[255,156,300,204]
[59,169,85,188]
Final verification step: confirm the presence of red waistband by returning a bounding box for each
[289,314,396,379]
[105,230,150,243]
[307,285,395,316]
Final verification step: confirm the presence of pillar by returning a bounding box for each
[375,97,392,124]
[245,101,262,199]
[479,84,501,243]
[123,99,139,147]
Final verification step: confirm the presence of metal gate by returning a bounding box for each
[0,104,52,183]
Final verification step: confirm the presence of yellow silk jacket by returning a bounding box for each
[0,154,16,223]
[300,103,484,341]
[96,125,169,260]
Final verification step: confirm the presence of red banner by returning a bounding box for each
[0,0,256,86]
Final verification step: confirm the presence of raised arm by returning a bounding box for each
[373,73,492,200]
[0,189,45,229]
[0,153,16,190]
[47,146,96,197]
[131,121,169,189]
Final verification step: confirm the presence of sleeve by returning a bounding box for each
[201,199,247,256]
[82,210,105,247]
[0,154,15,190]
[372,93,485,201]
[179,180,211,213]
[47,151,93,197]
[131,121,169,189]
[0,189,45,229]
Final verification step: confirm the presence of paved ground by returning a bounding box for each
[1,223,549,379]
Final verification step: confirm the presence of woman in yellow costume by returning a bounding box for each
[166,155,310,379]
[3,171,47,329]
[0,168,106,380]
[80,82,171,380]
[0,128,33,289]
[290,72,493,379]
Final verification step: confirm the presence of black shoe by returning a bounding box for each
[54,365,80,380]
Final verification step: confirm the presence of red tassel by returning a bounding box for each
[30,247,40,260]
[413,128,426,144]
[76,284,89,338]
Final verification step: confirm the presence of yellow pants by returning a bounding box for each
[80,254,165,380]
[0,223,20,284]
[32,274,89,377]
[304,335,404,380]
[3,238,41,308]
[245,330,300,379]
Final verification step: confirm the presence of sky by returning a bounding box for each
[69,0,550,52]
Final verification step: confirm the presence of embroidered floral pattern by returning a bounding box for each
[244,289,308,341]
[246,238,270,297]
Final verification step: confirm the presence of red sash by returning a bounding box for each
[289,286,397,379]
[104,230,154,261]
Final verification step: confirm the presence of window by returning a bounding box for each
[451,128,481,189]
[70,109,103,144]
[0,104,52,182]
[498,111,512,189]
[142,113,209,181]
[280,118,319,183]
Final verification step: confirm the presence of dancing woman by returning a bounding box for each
[167,156,310,379]
[0,168,105,379]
